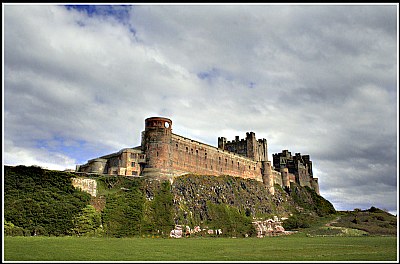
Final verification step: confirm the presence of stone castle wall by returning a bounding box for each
[71,178,97,197]
[76,116,320,195]
[141,117,265,183]
[169,133,263,181]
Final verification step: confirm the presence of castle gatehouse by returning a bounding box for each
[76,117,319,195]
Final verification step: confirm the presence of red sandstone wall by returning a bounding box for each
[170,134,263,182]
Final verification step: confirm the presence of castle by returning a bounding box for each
[76,117,319,195]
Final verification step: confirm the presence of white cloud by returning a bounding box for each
[3,4,398,214]
[4,139,76,171]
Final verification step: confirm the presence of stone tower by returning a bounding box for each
[261,161,274,195]
[281,167,290,189]
[141,117,173,179]
[246,132,258,161]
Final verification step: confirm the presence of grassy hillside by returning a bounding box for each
[281,207,397,237]
[4,165,91,236]
[331,207,397,236]
[4,165,338,237]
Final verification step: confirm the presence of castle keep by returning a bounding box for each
[76,117,320,195]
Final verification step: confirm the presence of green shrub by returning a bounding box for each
[71,205,102,236]
[4,221,27,236]
[282,214,314,230]
[4,166,91,236]
[206,202,255,237]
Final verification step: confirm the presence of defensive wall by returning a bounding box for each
[76,116,320,195]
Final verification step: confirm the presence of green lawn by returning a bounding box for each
[3,236,398,261]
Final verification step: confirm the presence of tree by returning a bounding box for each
[4,220,27,236]
[71,205,102,236]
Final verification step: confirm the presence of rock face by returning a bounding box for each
[72,173,334,237]
[169,224,223,238]
[71,178,97,197]
[170,225,183,238]
[171,174,297,224]
[252,217,293,237]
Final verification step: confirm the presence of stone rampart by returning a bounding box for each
[170,133,263,182]
[71,178,97,197]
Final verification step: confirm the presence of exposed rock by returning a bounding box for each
[252,216,294,237]
[71,178,97,197]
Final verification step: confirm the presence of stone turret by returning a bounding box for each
[281,167,290,189]
[262,161,274,195]
[141,117,173,179]
[246,132,257,160]
[217,137,226,149]
[311,178,320,195]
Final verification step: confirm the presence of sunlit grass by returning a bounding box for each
[4,235,397,261]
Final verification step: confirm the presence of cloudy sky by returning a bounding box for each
[3,4,398,215]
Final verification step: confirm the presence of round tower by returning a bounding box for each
[262,161,275,195]
[311,178,320,195]
[281,167,290,189]
[141,117,173,179]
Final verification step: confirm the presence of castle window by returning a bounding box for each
[218,157,221,164]
[237,162,240,169]
[205,153,207,159]
[130,153,136,159]
[157,152,159,157]
[191,149,193,154]
[176,143,178,149]
[196,149,198,155]
[131,162,135,167]
[186,147,188,152]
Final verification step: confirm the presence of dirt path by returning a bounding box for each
[325,216,341,227]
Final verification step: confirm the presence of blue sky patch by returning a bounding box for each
[248,82,256,88]
[34,136,107,164]
[197,68,220,80]
[65,5,131,22]
[65,5,136,34]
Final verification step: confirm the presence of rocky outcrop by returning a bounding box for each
[252,216,295,237]
[171,174,297,224]
[71,178,97,197]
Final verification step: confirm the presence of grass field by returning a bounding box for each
[3,235,398,261]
